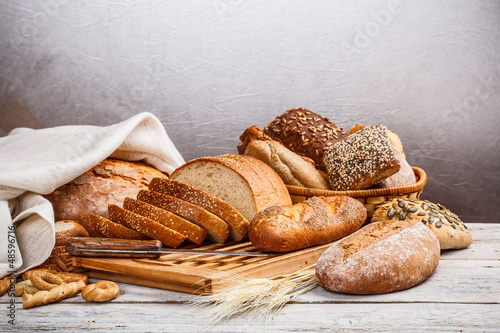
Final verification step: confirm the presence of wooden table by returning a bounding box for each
[2,223,499,332]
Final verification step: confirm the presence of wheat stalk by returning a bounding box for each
[189,264,317,326]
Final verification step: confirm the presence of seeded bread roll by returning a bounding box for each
[263,107,348,171]
[371,198,473,250]
[88,213,150,240]
[249,196,366,252]
[170,154,292,222]
[108,204,186,248]
[148,178,249,241]
[316,219,440,294]
[45,159,168,236]
[54,220,89,246]
[324,124,401,190]
[137,190,230,243]
[123,198,207,245]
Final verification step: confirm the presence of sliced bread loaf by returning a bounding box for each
[108,205,186,248]
[137,190,229,243]
[149,178,249,241]
[123,197,207,245]
[170,154,292,221]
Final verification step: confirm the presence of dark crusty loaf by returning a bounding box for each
[137,190,229,243]
[371,198,472,250]
[316,219,440,294]
[170,154,292,222]
[324,124,401,190]
[263,108,348,171]
[248,196,366,252]
[149,178,249,241]
[45,159,168,236]
[239,125,331,190]
[89,213,150,240]
[108,204,186,248]
[123,197,207,245]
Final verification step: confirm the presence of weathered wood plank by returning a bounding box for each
[5,303,499,332]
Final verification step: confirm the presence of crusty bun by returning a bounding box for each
[316,219,440,294]
[44,159,168,236]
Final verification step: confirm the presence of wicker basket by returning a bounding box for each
[286,166,427,217]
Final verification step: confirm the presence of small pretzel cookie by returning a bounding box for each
[31,271,65,291]
[81,280,120,302]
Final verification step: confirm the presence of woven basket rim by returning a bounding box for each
[286,166,427,198]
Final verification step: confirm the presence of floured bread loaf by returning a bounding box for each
[372,198,472,249]
[316,219,440,294]
[170,154,292,221]
[45,159,168,236]
[324,124,401,190]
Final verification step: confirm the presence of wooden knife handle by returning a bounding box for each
[65,237,162,258]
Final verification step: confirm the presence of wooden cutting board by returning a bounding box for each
[61,241,332,295]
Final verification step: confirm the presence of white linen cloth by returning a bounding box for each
[0,112,185,278]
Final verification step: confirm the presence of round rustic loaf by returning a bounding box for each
[44,159,168,236]
[170,154,292,222]
[316,219,440,294]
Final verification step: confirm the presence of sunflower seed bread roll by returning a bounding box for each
[316,218,440,294]
[248,196,367,252]
[371,198,472,250]
[263,107,348,171]
[323,124,401,190]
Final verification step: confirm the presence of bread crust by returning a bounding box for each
[54,220,89,246]
[44,159,167,236]
[248,196,367,252]
[89,213,150,240]
[316,219,440,294]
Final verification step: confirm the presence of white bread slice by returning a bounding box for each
[170,154,292,221]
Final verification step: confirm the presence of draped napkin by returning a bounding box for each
[0,112,185,277]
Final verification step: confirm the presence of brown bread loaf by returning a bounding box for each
[123,198,207,245]
[323,124,401,190]
[248,196,367,252]
[108,204,186,248]
[263,107,348,171]
[44,159,168,236]
[148,178,249,241]
[316,219,440,294]
[371,198,472,250]
[137,190,230,243]
[170,154,292,222]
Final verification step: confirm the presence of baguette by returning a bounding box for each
[248,196,367,252]
[137,190,229,243]
[149,178,249,241]
[108,205,186,248]
[123,197,207,245]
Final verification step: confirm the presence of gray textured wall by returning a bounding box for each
[1,1,499,223]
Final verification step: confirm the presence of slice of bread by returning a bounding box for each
[149,178,249,241]
[123,198,207,245]
[170,154,292,221]
[54,220,89,246]
[88,213,150,240]
[137,190,229,243]
[108,205,186,248]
